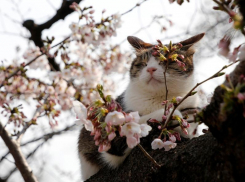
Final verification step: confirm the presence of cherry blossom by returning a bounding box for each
[127,111,140,123]
[151,139,164,150]
[73,101,94,132]
[121,122,141,137]
[126,135,139,148]
[140,124,152,137]
[105,111,125,125]
[162,141,177,151]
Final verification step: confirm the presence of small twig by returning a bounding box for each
[121,0,148,16]
[137,144,161,169]
[163,62,169,115]
[0,124,75,165]
[16,94,50,142]
[167,120,195,130]
[163,59,240,128]
[0,36,70,88]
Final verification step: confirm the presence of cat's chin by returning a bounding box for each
[143,79,165,90]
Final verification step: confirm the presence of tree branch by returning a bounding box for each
[0,122,38,182]
[22,0,83,71]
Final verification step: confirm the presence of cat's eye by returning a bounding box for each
[135,62,147,68]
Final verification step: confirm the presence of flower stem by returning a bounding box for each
[163,59,240,128]
[137,144,161,169]
[163,62,169,116]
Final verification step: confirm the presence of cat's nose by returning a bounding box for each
[147,67,157,75]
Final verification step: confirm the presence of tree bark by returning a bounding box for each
[86,62,245,181]
[0,122,38,182]
[22,0,83,71]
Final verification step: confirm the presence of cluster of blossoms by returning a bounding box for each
[149,96,190,151]
[218,37,245,62]
[0,3,128,130]
[1,103,26,127]
[69,2,122,47]
[23,47,50,70]
[213,0,244,31]
[73,85,152,152]
[152,39,186,71]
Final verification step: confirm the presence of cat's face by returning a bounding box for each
[127,34,204,90]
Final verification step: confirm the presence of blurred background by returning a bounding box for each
[0,0,243,181]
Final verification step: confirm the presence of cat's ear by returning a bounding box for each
[127,36,153,50]
[180,33,205,50]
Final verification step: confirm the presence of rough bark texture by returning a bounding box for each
[0,123,38,182]
[22,0,83,71]
[86,59,245,181]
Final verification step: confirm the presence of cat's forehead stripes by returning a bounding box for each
[129,46,195,78]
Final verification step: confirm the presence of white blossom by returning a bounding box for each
[140,124,152,137]
[151,139,164,150]
[121,122,141,137]
[162,141,177,151]
[105,111,125,125]
[73,101,94,132]
[238,44,245,61]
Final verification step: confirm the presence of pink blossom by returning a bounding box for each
[126,136,139,148]
[105,111,125,125]
[229,45,241,62]
[181,119,190,128]
[55,79,67,94]
[128,111,140,123]
[94,130,101,140]
[140,124,152,137]
[46,86,55,94]
[66,86,76,97]
[169,135,176,142]
[151,138,164,150]
[162,141,177,151]
[218,36,230,58]
[121,122,141,137]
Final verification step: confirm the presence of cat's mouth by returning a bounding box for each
[147,77,162,84]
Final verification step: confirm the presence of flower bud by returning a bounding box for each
[191,91,197,96]
[152,51,160,57]
[178,54,185,60]
[170,54,178,61]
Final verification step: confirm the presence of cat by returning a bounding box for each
[78,33,205,181]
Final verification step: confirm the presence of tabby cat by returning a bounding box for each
[78,33,205,180]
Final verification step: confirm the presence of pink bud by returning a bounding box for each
[162,115,167,121]
[237,93,245,101]
[89,10,95,14]
[178,54,185,60]
[94,130,101,140]
[169,135,176,142]
[95,140,100,146]
[98,144,103,152]
[176,96,183,103]
[108,132,116,141]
